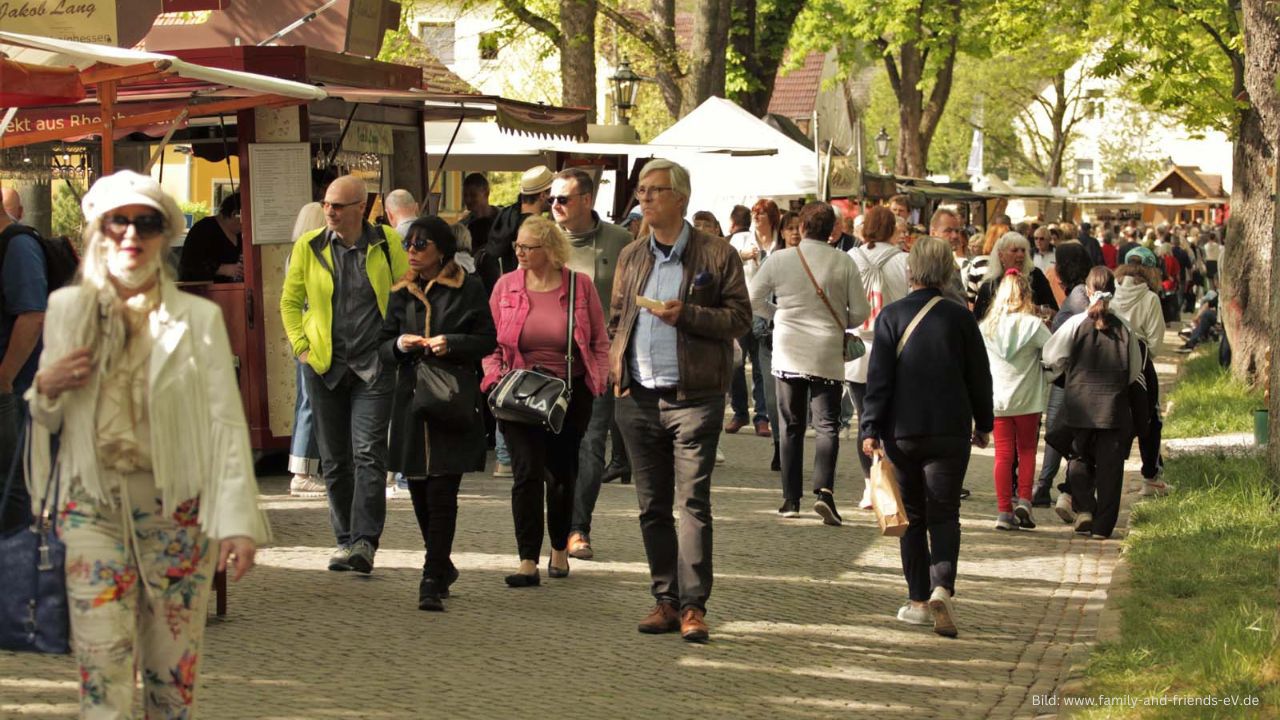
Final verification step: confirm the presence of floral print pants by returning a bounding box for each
[58,471,214,720]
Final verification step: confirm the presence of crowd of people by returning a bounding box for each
[0,161,1225,716]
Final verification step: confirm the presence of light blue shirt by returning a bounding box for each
[628,223,691,390]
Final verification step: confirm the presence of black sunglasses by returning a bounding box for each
[550,193,586,206]
[402,237,432,251]
[105,213,166,238]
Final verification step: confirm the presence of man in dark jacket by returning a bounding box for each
[473,165,552,294]
[611,159,751,644]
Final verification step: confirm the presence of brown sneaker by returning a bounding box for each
[754,420,771,437]
[567,532,594,560]
[724,417,747,434]
[680,607,709,643]
[637,602,680,634]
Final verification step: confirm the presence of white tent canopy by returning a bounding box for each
[0,30,328,101]
[650,97,818,224]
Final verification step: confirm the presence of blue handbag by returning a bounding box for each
[0,415,70,654]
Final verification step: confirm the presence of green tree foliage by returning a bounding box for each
[1092,0,1245,136]
[51,180,85,245]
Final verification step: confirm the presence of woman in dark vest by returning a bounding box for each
[381,216,496,610]
[1042,267,1142,540]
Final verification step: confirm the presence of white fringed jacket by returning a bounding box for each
[24,282,271,543]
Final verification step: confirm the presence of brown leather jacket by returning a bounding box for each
[608,226,751,401]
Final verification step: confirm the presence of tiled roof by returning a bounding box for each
[767,52,824,119]
[1149,165,1227,199]
[399,35,480,95]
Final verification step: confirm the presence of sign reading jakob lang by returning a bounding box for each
[0,0,119,44]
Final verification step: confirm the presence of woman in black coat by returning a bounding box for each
[380,216,496,611]
[861,236,994,639]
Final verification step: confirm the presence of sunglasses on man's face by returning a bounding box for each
[402,237,433,252]
[550,193,586,206]
[105,213,166,238]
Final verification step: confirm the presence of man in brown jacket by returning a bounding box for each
[609,159,751,643]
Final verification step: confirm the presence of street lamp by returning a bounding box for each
[610,57,642,126]
[874,127,891,174]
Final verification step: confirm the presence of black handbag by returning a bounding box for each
[488,271,576,434]
[406,299,477,426]
[0,415,70,654]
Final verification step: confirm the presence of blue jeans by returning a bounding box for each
[494,426,510,466]
[1035,385,1067,502]
[730,328,768,423]
[572,392,617,536]
[289,360,321,476]
[304,366,394,548]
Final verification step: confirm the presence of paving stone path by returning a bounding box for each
[0,334,1187,719]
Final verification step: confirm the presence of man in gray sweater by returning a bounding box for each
[553,168,634,562]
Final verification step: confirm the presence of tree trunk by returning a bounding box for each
[1240,0,1280,478]
[890,46,927,176]
[559,0,598,122]
[651,0,683,118]
[1225,0,1279,403]
[729,0,805,117]
[685,0,731,115]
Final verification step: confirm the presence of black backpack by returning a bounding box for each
[0,223,80,293]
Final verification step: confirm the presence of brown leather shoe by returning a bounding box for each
[680,607,709,643]
[754,420,772,437]
[724,417,747,434]
[567,532,593,560]
[637,602,680,634]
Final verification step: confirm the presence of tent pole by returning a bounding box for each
[99,80,117,174]
[429,114,464,195]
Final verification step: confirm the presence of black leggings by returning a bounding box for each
[407,474,462,584]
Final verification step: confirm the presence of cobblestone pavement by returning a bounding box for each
[1,335,1185,720]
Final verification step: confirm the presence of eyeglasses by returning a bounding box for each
[402,237,432,251]
[634,186,674,199]
[550,193,587,206]
[514,243,544,254]
[936,226,961,235]
[322,199,361,210]
[105,213,166,238]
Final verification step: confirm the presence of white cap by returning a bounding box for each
[82,170,184,240]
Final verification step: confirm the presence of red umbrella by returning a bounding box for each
[0,58,86,107]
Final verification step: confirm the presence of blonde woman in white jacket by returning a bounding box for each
[980,268,1051,530]
[25,171,269,719]
[1110,246,1172,496]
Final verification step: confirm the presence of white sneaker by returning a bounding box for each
[493,463,513,478]
[928,587,957,637]
[1073,511,1094,536]
[1054,493,1076,524]
[290,474,326,497]
[1140,478,1173,496]
[896,602,931,625]
[715,447,726,465]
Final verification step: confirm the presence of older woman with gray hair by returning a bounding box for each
[972,231,1057,321]
[860,236,993,638]
[25,170,269,717]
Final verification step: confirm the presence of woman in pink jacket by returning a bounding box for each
[482,216,610,586]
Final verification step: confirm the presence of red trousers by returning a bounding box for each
[993,413,1041,512]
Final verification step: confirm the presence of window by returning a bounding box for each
[1075,159,1095,193]
[417,22,456,64]
[478,32,500,61]
[1085,89,1105,119]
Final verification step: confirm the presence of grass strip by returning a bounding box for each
[1075,453,1280,717]
[1162,348,1264,439]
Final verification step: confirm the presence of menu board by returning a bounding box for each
[248,143,312,245]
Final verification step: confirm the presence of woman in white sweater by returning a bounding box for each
[749,202,869,525]
[25,171,269,718]
[980,269,1051,530]
[1110,246,1172,496]
[845,206,910,508]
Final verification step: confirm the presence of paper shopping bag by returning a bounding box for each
[870,451,910,537]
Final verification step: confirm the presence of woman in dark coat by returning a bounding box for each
[971,231,1057,321]
[381,216,496,611]
[861,236,994,638]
